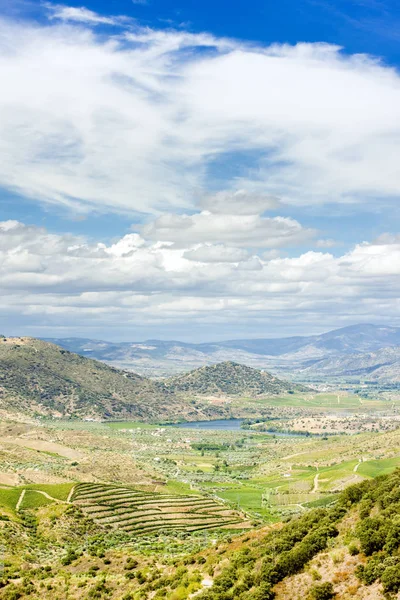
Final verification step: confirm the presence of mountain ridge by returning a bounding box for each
[299,346,400,382]
[43,324,400,378]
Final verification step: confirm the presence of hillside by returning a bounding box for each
[164,361,309,396]
[0,336,188,421]
[45,324,400,378]
[300,346,400,382]
[198,470,400,599]
[1,461,400,598]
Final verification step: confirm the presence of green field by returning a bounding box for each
[237,392,389,411]
[0,488,21,511]
[21,490,54,509]
[357,457,400,477]
[23,483,75,501]
[0,483,75,512]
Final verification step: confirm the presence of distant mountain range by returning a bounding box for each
[44,324,400,380]
[0,337,304,421]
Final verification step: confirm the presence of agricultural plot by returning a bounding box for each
[72,482,246,535]
[0,482,75,511]
[239,392,388,410]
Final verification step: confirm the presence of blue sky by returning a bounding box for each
[0,0,399,341]
[24,0,400,61]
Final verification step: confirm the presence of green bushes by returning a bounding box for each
[351,470,400,593]
[356,517,390,555]
[61,548,79,566]
[356,556,400,589]
[124,557,138,571]
[309,582,335,599]
[200,504,340,599]
[87,580,111,599]
[381,562,400,593]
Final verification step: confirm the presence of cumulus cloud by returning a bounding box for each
[142,212,315,247]
[0,10,400,214]
[1,220,400,337]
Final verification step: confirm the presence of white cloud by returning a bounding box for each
[1,220,400,338]
[0,11,399,215]
[142,212,315,247]
[316,239,337,248]
[45,4,130,26]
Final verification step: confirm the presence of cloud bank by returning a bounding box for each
[1,220,399,338]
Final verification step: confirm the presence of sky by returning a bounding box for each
[0,0,400,341]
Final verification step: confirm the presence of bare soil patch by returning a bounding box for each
[2,437,84,460]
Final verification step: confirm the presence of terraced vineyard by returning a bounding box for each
[72,483,245,534]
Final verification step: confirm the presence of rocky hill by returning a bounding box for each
[0,336,188,421]
[164,361,309,396]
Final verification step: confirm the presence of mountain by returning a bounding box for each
[45,324,400,378]
[0,336,187,421]
[164,361,309,396]
[299,346,400,382]
[0,337,306,421]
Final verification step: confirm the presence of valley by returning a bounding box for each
[1,331,400,599]
[1,410,400,599]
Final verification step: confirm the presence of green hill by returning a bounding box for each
[0,336,187,421]
[165,361,309,396]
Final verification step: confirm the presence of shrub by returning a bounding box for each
[61,549,78,566]
[356,517,390,555]
[381,565,400,593]
[348,543,359,556]
[355,556,386,585]
[251,582,274,599]
[310,582,335,600]
[359,499,373,520]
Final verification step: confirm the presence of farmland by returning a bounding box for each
[72,483,247,534]
[2,398,400,522]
